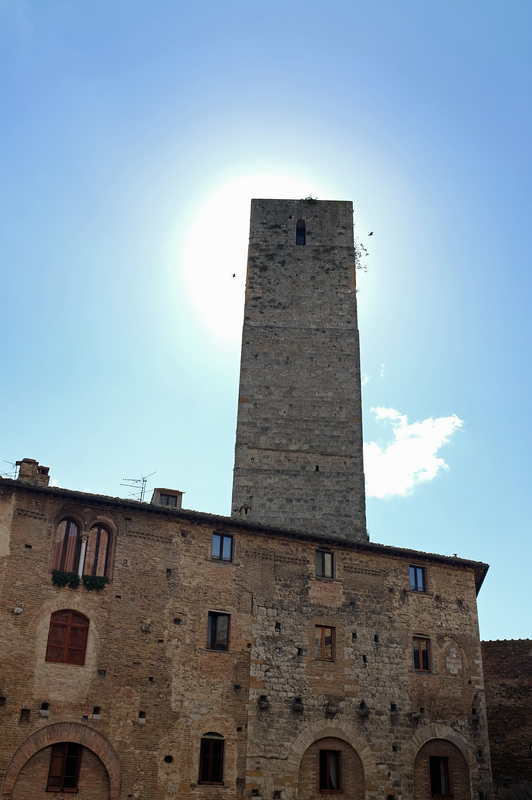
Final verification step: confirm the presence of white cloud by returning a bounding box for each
[364,407,463,499]
[362,374,370,386]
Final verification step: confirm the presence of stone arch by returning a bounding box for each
[1,722,121,799]
[285,719,377,789]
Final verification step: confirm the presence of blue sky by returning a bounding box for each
[1,0,531,640]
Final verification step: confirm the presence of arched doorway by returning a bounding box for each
[298,737,364,800]
[414,738,470,800]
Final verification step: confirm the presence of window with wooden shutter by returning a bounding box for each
[52,519,81,572]
[45,610,89,665]
[84,524,111,577]
[47,742,82,792]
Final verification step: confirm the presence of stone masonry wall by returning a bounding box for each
[231,199,367,541]
[0,480,491,799]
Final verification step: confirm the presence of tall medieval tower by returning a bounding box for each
[231,198,367,542]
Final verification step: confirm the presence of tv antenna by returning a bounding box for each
[1,460,18,479]
[121,471,157,502]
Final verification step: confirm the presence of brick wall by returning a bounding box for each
[482,639,532,798]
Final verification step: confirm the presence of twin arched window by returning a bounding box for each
[52,519,112,577]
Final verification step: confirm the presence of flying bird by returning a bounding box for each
[232,273,236,278]
[368,231,374,236]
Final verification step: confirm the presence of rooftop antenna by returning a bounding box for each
[1,460,18,479]
[121,471,157,502]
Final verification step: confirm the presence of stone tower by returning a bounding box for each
[231,198,367,541]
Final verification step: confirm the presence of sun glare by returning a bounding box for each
[180,173,330,343]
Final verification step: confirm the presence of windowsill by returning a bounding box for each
[409,589,434,597]
[197,782,224,787]
[314,575,337,582]
[205,648,230,654]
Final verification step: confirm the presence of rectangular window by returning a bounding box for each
[212,533,233,562]
[47,742,82,792]
[315,550,334,578]
[315,626,335,661]
[199,736,224,784]
[409,565,426,592]
[429,756,450,796]
[319,749,341,792]
[160,493,178,507]
[207,612,230,651]
[413,636,431,672]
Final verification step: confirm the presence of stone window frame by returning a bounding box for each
[319,748,342,793]
[409,564,427,593]
[315,625,335,662]
[413,634,432,673]
[206,611,230,652]
[47,741,83,792]
[315,550,334,579]
[198,732,225,785]
[45,610,89,666]
[211,532,233,562]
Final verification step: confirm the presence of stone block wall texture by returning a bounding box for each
[482,639,532,798]
[0,478,492,799]
[231,199,367,541]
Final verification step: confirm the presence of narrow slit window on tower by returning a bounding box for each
[296,219,306,245]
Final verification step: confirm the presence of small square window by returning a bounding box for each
[315,626,335,661]
[413,636,431,672]
[409,565,426,592]
[315,550,334,578]
[319,749,341,792]
[207,612,230,651]
[429,756,450,796]
[212,533,233,562]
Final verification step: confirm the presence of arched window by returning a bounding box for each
[296,219,306,245]
[199,733,224,785]
[52,519,81,573]
[84,524,111,577]
[45,610,89,665]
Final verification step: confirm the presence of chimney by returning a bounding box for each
[16,458,50,487]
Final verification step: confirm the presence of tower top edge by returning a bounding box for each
[251,198,352,205]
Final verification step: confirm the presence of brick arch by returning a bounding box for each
[285,720,377,787]
[403,722,473,767]
[1,722,121,799]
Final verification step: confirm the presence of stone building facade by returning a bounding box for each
[0,199,505,798]
[0,462,491,799]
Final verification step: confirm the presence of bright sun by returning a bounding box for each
[180,173,330,343]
